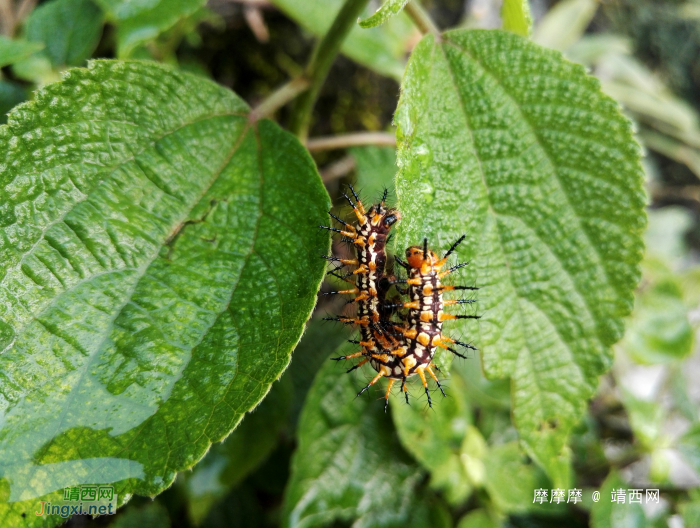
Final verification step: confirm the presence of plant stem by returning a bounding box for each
[404,1,440,37]
[288,0,371,142]
[306,132,396,152]
[249,77,311,121]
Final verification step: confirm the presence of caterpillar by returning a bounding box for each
[320,189,479,411]
[389,236,479,407]
[320,187,402,398]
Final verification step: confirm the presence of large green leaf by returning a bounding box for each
[0,60,329,526]
[93,0,205,57]
[269,0,416,80]
[394,29,646,485]
[23,0,104,67]
[282,349,426,528]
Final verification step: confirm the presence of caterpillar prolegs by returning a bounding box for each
[320,187,479,411]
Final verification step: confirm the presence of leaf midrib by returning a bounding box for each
[1,110,248,340]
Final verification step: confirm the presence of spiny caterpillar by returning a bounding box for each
[320,188,478,411]
[320,186,402,388]
[389,236,479,407]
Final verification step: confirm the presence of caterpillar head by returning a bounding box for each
[405,245,438,269]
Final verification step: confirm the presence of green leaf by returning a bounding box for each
[269,0,416,80]
[621,276,694,364]
[677,423,700,475]
[457,509,500,528]
[392,372,473,504]
[501,0,532,37]
[284,316,352,429]
[590,471,647,528]
[94,0,205,57]
[23,0,104,67]
[0,36,44,69]
[351,145,397,201]
[359,0,409,29]
[482,442,550,514]
[532,0,597,51]
[679,491,700,528]
[283,350,424,528]
[394,29,646,485]
[0,60,329,525]
[183,375,293,525]
[620,391,664,451]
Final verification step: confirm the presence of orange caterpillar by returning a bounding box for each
[387,236,479,407]
[320,187,402,409]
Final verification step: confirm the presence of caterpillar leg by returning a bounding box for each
[427,365,446,398]
[384,378,397,413]
[438,313,480,322]
[438,261,470,279]
[319,225,356,238]
[357,371,385,397]
[323,316,370,326]
[415,366,432,408]
[346,358,368,373]
[436,235,466,268]
[342,188,367,224]
[439,284,479,292]
[440,335,478,352]
[331,351,364,361]
[321,255,359,267]
[400,379,409,404]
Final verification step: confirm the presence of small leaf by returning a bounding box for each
[394,29,646,485]
[0,60,329,525]
[590,471,646,528]
[23,0,104,67]
[269,0,415,80]
[482,442,549,514]
[392,372,473,504]
[359,0,409,29]
[283,349,424,528]
[501,0,532,37]
[93,0,205,57]
[532,0,597,51]
[0,36,44,69]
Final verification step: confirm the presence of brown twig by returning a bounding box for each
[307,132,396,152]
[321,155,356,183]
[243,5,269,42]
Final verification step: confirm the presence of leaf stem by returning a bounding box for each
[306,132,396,152]
[404,1,440,37]
[288,0,371,142]
[249,77,311,122]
